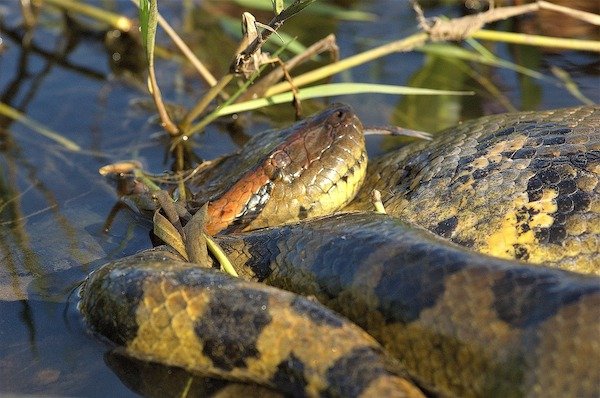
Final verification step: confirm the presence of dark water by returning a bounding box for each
[0,0,598,396]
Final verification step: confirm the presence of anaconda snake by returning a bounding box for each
[80,105,600,397]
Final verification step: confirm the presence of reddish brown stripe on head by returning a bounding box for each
[206,167,271,235]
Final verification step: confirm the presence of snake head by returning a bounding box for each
[190,104,367,235]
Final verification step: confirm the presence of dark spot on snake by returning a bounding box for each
[298,206,309,220]
[376,245,466,323]
[535,228,550,244]
[537,168,560,184]
[542,136,566,146]
[519,222,530,232]
[271,353,308,397]
[452,237,475,247]
[455,175,470,185]
[586,150,600,162]
[475,138,495,151]
[571,191,591,212]
[548,226,567,244]
[83,265,146,345]
[434,216,458,238]
[325,347,393,398]
[495,126,515,137]
[194,287,271,371]
[291,296,343,328]
[527,176,542,192]
[491,268,595,328]
[472,169,488,180]
[569,153,588,168]
[557,179,577,195]
[553,213,567,226]
[524,122,560,137]
[457,155,475,167]
[514,245,529,260]
[551,155,571,166]
[119,281,146,342]
[548,127,572,135]
[529,137,545,148]
[512,147,536,159]
[528,189,543,202]
[305,227,396,300]
[226,232,284,281]
[530,158,551,170]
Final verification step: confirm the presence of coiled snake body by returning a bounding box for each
[80,105,600,397]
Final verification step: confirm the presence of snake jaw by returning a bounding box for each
[225,181,275,233]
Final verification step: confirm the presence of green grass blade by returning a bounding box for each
[472,30,600,52]
[205,234,239,277]
[272,0,284,14]
[139,0,149,51]
[44,0,133,31]
[139,0,158,65]
[212,83,473,117]
[551,66,595,105]
[277,0,317,20]
[0,102,80,151]
[418,43,549,81]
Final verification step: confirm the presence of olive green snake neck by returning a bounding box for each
[81,105,600,397]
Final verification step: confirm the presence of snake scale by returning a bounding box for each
[80,105,600,397]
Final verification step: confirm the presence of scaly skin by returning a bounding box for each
[79,248,424,398]
[82,105,600,396]
[217,212,600,397]
[187,104,367,235]
[349,106,599,273]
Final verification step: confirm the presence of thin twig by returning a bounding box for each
[264,33,429,97]
[230,0,316,75]
[181,74,233,130]
[129,0,218,87]
[537,0,600,25]
[412,0,600,41]
[238,34,339,102]
[44,0,132,31]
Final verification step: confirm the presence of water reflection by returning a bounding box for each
[106,350,282,398]
[0,5,156,396]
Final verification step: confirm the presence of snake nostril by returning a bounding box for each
[329,108,349,126]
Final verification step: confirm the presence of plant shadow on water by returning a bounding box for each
[0,0,598,396]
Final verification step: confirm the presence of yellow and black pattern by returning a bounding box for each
[218,212,600,397]
[82,106,600,397]
[80,248,424,398]
[350,106,599,273]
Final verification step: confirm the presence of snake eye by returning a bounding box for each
[270,150,291,169]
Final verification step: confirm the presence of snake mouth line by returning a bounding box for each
[226,181,275,232]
